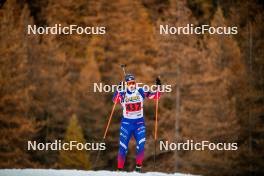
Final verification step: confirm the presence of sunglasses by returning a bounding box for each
[127,81,135,86]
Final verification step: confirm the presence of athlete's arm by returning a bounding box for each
[144,91,160,100]
[138,77,161,100]
[138,88,160,100]
[112,90,124,103]
[112,90,122,103]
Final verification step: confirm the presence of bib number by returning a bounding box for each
[125,102,141,112]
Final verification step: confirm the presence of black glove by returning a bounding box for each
[156,77,161,85]
[117,81,125,91]
[119,81,124,86]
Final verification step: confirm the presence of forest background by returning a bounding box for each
[0,0,263,175]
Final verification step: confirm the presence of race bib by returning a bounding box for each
[125,102,141,112]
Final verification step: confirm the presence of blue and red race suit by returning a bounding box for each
[112,87,160,169]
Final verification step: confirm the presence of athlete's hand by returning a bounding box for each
[156,77,161,85]
[119,81,124,86]
[117,81,125,91]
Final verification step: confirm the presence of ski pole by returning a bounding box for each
[154,83,160,169]
[103,93,119,139]
[154,93,159,141]
[121,64,127,76]
[94,92,119,169]
[95,65,126,168]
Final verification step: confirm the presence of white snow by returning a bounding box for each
[0,169,195,176]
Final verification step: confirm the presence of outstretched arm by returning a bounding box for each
[145,91,160,100]
[112,81,125,103]
[141,77,162,100]
[112,90,123,103]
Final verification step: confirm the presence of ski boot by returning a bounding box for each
[135,164,142,173]
[117,168,123,172]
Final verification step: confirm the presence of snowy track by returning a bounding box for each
[0,169,194,176]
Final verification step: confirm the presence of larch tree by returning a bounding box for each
[0,0,39,168]
[59,114,91,169]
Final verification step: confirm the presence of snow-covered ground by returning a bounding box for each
[0,169,195,176]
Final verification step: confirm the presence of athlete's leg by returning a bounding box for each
[133,121,146,166]
[118,122,132,169]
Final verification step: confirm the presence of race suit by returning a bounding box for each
[112,87,160,169]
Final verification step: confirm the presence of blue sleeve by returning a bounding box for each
[112,90,118,102]
[140,88,160,100]
[138,88,145,100]
[112,90,124,103]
